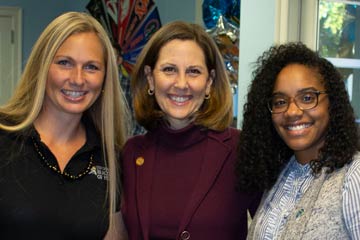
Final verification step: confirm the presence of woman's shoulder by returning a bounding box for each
[123,133,150,152]
[341,152,360,191]
[208,127,240,139]
[208,126,240,137]
[0,128,9,137]
[229,127,241,136]
[352,151,360,161]
[0,129,27,155]
[345,152,360,176]
[0,128,21,141]
[207,127,240,149]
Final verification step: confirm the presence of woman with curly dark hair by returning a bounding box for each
[237,42,360,239]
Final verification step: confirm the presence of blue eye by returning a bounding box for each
[84,64,100,71]
[57,59,71,67]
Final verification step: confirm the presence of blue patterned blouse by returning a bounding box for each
[252,154,360,239]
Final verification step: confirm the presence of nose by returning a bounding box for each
[174,73,188,89]
[285,100,303,117]
[69,67,85,86]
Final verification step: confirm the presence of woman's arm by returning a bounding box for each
[343,155,360,239]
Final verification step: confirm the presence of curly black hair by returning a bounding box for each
[236,42,359,191]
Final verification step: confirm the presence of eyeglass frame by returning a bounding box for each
[267,90,328,114]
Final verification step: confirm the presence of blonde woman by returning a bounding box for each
[0,12,129,239]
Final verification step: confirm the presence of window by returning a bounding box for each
[302,0,360,122]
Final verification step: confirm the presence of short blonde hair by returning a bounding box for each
[132,21,233,131]
[0,11,130,233]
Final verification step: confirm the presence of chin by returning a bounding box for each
[63,108,88,115]
[284,140,310,151]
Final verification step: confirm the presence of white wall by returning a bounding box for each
[0,0,89,65]
[0,0,200,68]
[237,0,277,127]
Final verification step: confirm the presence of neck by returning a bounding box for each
[166,117,193,130]
[294,149,320,165]
[34,110,84,145]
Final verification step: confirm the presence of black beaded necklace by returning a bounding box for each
[31,137,94,180]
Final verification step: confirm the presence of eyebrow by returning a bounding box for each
[272,87,320,96]
[158,62,205,68]
[53,55,103,65]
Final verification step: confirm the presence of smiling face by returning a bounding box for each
[146,39,213,130]
[43,32,105,119]
[271,64,330,164]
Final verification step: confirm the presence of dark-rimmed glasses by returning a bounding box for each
[267,90,327,114]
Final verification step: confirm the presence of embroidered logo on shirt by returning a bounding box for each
[89,165,109,180]
[295,208,305,219]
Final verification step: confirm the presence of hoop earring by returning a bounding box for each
[148,89,154,95]
[204,94,210,100]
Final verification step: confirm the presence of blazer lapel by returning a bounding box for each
[177,129,232,232]
[135,134,158,239]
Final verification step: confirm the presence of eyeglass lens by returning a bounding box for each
[269,92,320,113]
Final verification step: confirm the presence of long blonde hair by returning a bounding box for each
[0,11,130,232]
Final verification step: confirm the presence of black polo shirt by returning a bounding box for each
[0,123,110,239]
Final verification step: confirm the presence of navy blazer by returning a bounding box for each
[121,127,261,240]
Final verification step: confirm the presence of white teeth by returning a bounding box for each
[62,90,86,98]
[170,95,189,103]
[287,123,311,131]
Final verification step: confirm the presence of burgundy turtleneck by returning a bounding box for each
[149,123,207,239]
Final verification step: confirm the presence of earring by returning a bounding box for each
[205,94,210,100]
[148,89,154,95]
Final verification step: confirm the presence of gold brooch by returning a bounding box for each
[136,157,144,166]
